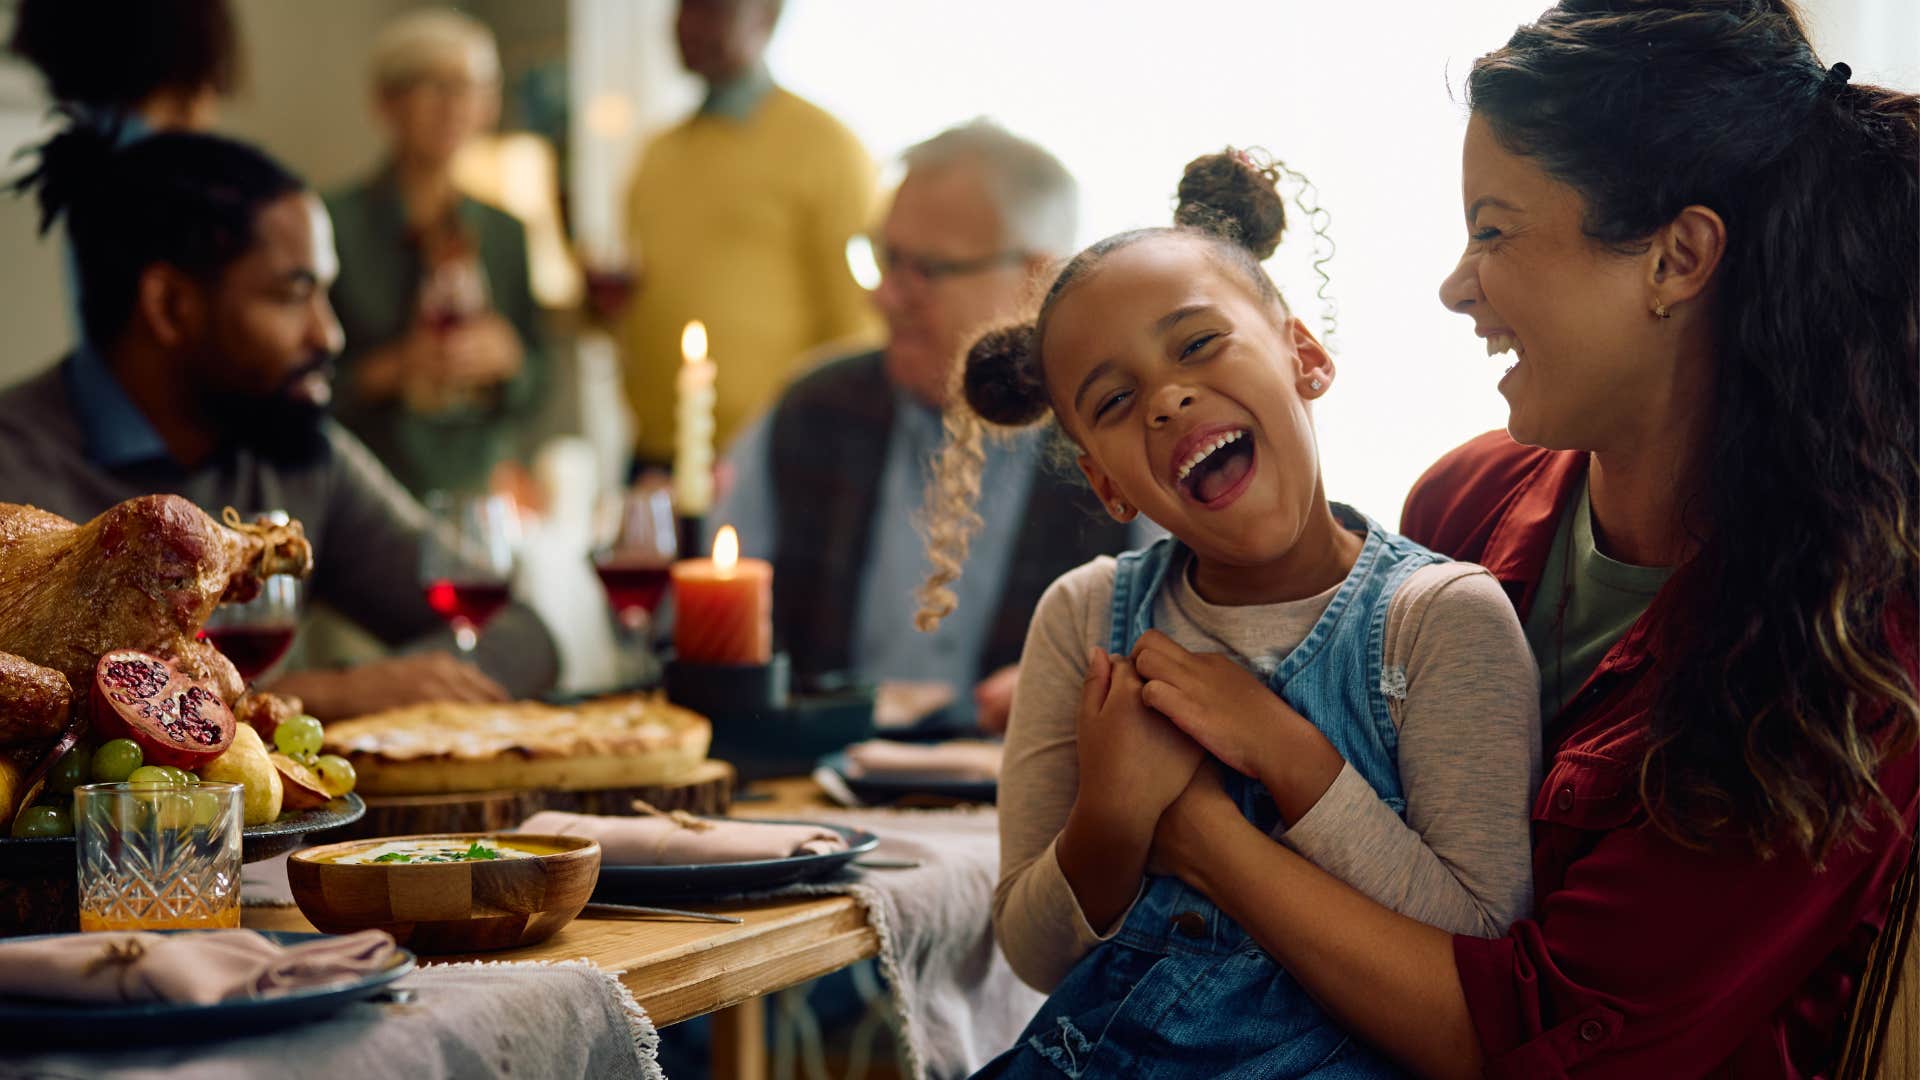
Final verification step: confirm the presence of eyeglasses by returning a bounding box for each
[872,241,1029,286]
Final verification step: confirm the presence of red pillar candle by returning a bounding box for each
[671,525,773,665]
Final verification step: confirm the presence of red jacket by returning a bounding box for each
[1402,431,1918,1080]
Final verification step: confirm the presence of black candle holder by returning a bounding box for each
[664,652,791,716]
[674,514,706,562]
[663,652,875,780]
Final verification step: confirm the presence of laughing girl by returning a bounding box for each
[916,152,1541,1077]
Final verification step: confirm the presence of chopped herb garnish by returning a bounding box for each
[363,842,504,864]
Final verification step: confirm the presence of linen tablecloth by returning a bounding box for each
[0,958,661,1080]
[753,806,1044,1080]
[238,808,1036,1079]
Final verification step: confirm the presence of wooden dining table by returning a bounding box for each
[245,777,880,1080]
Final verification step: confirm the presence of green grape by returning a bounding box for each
[48,742,92,794]
[151,792,195,831]
[10,805,72,838]
[156,766,196,787]
[127,765,176,788]
[91,739,144,783]
[190,789,223,827]
[313,754,357,797]
[274,715,325,759]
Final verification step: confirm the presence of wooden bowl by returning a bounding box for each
[288,833,599,954]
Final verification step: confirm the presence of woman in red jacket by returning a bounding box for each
[1138,1,1917,1076]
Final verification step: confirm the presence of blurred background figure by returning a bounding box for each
[712,120,1140,733]
[326,7,548,500]
[0,124,559,718]
[6,0,237,136]
[8,0,241,387]
[620,0,877,472]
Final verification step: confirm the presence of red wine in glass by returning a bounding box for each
[425,579,512,628]
[418,491,520,653]
[197,624,297,682]
[593,559,672,627]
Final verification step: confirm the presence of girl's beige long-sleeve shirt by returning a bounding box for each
[994,551,1543,993]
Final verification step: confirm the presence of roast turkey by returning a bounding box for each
[0,495,314,823]
[0,495,312,696]
[0,650,69,748]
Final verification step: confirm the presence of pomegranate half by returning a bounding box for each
[91,650,236,768]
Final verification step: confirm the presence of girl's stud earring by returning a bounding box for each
[1309,377,1325,391]
[1652,301,1672,319]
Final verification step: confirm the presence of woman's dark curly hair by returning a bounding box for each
[1470,0,1918,862]
[917,149,1320,629]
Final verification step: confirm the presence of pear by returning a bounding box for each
[199,723,283,826]
[0,755,23,832]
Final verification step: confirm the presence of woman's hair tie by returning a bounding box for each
[1824,61,1852,91]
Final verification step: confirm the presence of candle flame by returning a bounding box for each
[713,525,739,572]
[681,320,708,364]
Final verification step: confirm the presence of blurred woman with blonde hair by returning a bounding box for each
[326,7,547,498]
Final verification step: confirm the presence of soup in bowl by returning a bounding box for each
[289,833,600,954]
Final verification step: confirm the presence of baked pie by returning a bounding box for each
[322,693,711,795]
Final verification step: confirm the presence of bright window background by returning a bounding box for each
[750,0,1917,525]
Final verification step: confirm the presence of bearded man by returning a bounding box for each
[0,126,558,718]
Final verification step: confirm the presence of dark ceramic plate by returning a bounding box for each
[0,929,414,1046]
[0,793,366,874]
[590,819,878,901]
[816,750,997,806]
[234,795,368,861]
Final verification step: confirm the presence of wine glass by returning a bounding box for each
[593,478,678,636]
[420,492,520,653]
[408,241,492,414]
[199,510,302,682]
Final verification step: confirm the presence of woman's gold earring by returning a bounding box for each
[1652,301,1672,320]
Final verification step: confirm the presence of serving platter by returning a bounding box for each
[336,762,733,842]
[0,794,365,936]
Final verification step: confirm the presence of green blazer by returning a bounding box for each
[324,168,548,498]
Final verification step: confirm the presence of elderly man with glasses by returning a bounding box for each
[711,120,1145,733]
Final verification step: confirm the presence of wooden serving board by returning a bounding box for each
[338,760,736,841]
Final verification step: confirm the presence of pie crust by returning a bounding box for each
[322,693,712,795]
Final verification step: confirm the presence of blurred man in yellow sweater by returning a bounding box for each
[621,0,878,467]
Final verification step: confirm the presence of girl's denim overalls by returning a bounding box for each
[978,506,1441,1079]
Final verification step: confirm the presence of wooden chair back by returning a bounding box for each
[1836,852,1917,1080]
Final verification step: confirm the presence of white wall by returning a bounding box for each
[221,0,426,193]
[0,109,67,387]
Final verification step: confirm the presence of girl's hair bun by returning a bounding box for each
[1174,149,1288,260]
[962,323,1049,427]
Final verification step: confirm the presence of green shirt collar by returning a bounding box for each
[1570,477,1672,596]
[699,63,774,121]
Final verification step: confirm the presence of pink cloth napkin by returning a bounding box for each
[519,809,847,866]
[0,928,398,1006]
[843,739,1003,782]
